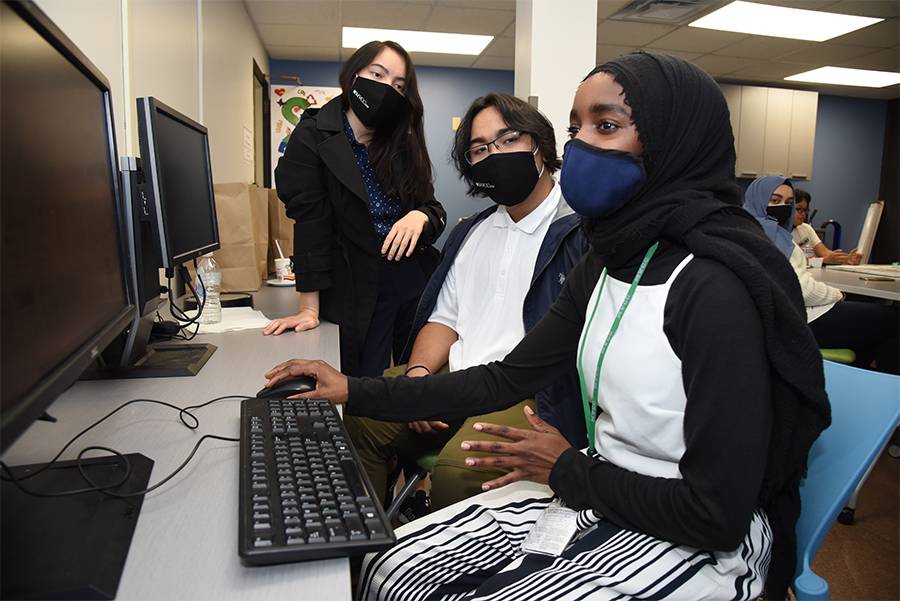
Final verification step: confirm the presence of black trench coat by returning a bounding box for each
[275,95,446,375]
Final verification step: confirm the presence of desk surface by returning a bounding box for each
[808,267,900,302]
[1,286,353,600]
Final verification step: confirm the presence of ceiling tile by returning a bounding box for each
[823,0,900,18]
[482,36,514,57]
[258,23,340,47]
[692,54,759,75]
[729,60,820,80]
[341,1,432,29]
[243,0,340,26]
[828,18,899,47]
[648,27,750,53]
[500,21,515,37]
[837,48,900,71]
[436,0,515,10]
[657,48,703,61]
[596,0,632,20]
[597,20,676,46]
[779,43,883,64]
[268,44,342,62]
[596,44,639,63]
[471,54,514,70]
[713,36,815,60]
[423,5,514,35]
[406,51,484,68]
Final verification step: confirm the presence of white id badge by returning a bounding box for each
[521,501,579,557]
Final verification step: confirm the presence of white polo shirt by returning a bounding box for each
[428,182,562,371]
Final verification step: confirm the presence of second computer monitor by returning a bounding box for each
[137,97,219,270]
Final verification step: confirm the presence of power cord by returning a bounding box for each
[0,394,252,498]
[166,260,206,328]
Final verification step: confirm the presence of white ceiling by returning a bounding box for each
[243,0,900,99]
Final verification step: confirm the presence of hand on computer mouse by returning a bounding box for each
[264,359,348,403]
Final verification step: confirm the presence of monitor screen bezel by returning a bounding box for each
[136,96,220,270]
[1,0,135,453]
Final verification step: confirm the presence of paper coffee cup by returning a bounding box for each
[275,257,292,279]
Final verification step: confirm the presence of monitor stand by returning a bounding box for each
[1,453,153,600]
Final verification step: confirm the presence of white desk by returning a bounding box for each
[1,286,352,600]
[808,267,900,302]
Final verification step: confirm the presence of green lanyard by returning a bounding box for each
[577,242,659,450]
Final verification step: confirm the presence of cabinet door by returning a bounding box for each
[763,88,793,176]
[720,84,742,151]
[788,90,818,180]
[735,86,767,178]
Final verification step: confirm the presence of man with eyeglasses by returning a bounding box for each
[344,93,587,515]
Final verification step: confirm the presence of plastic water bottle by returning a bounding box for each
[196,253,222,324]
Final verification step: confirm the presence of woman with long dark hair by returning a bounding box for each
[264,41,446,377]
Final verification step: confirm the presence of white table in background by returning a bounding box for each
[808,267,900,302]
[0,285,352,600]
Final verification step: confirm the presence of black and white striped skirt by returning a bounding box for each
[360,481,771,600]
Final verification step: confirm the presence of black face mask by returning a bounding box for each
[470,151,543,207]
[349,76,407,130]
[766,204,793,230]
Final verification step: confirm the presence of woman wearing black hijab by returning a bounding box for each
[265,52,829,600]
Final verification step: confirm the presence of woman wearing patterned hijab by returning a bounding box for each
[265,52,831,600]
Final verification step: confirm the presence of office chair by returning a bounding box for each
[819,220,842,251]
[793,361,900,600]
[385,451,439,521]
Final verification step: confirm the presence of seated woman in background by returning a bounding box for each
[266,53,834,600]
[792,188,861,265]
[744,176,898,374]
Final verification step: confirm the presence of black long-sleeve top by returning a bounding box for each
[347,242,772,552]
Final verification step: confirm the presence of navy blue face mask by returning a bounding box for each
[560,139,646,218]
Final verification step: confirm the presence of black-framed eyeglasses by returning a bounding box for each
[464,130,536,165]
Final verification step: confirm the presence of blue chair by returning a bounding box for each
[794,361,900,600]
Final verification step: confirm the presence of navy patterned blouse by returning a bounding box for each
[343,114,403,245]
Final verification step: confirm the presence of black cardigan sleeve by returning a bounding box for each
[548,258,772,552]
[413,183,446,248]
[346,253,599,421]
[274,120,334,292]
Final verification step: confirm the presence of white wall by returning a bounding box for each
[33,0,129,153]
[31,0,268,183]
[202,0,270,183]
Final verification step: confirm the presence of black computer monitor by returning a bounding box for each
[137,96,219,270]
[0,0,134,453]
[1,2,151,598]
[93,96,221,379]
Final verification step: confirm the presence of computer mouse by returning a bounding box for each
[256,375,317,399]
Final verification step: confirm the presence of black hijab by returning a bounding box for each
[583,52,830,600]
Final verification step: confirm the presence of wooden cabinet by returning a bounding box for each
[720,83,818,180]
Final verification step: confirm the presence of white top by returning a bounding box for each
[578,255,694,479]
[789,243,842,322]
[429,182,562,371]
[792,222,821,248]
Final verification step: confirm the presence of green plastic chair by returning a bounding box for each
[820,348,855,364]
[385,451,439,521]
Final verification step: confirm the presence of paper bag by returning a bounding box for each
[193,182,269,292]
[267,187,294,275]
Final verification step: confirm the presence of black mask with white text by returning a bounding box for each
[348,76,407,130]
[470,151,543,207]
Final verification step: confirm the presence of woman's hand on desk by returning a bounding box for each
[262,308,320,336]
[263,359,348,403]
[382,210,429,261]
[460,406,571,491]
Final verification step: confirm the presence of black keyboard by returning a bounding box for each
[239,398,395,565]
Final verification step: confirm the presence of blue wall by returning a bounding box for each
[272,60,887,251]
[270,59,514,247]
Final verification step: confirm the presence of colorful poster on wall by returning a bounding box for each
[270,85,341,185]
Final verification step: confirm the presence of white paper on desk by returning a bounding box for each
[196,307,273,334]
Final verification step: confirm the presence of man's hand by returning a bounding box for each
[262,308,320,336]
[382,210,429,261]
[408,420,450,434]
[460,406,571,491]
[263,359,348,402]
